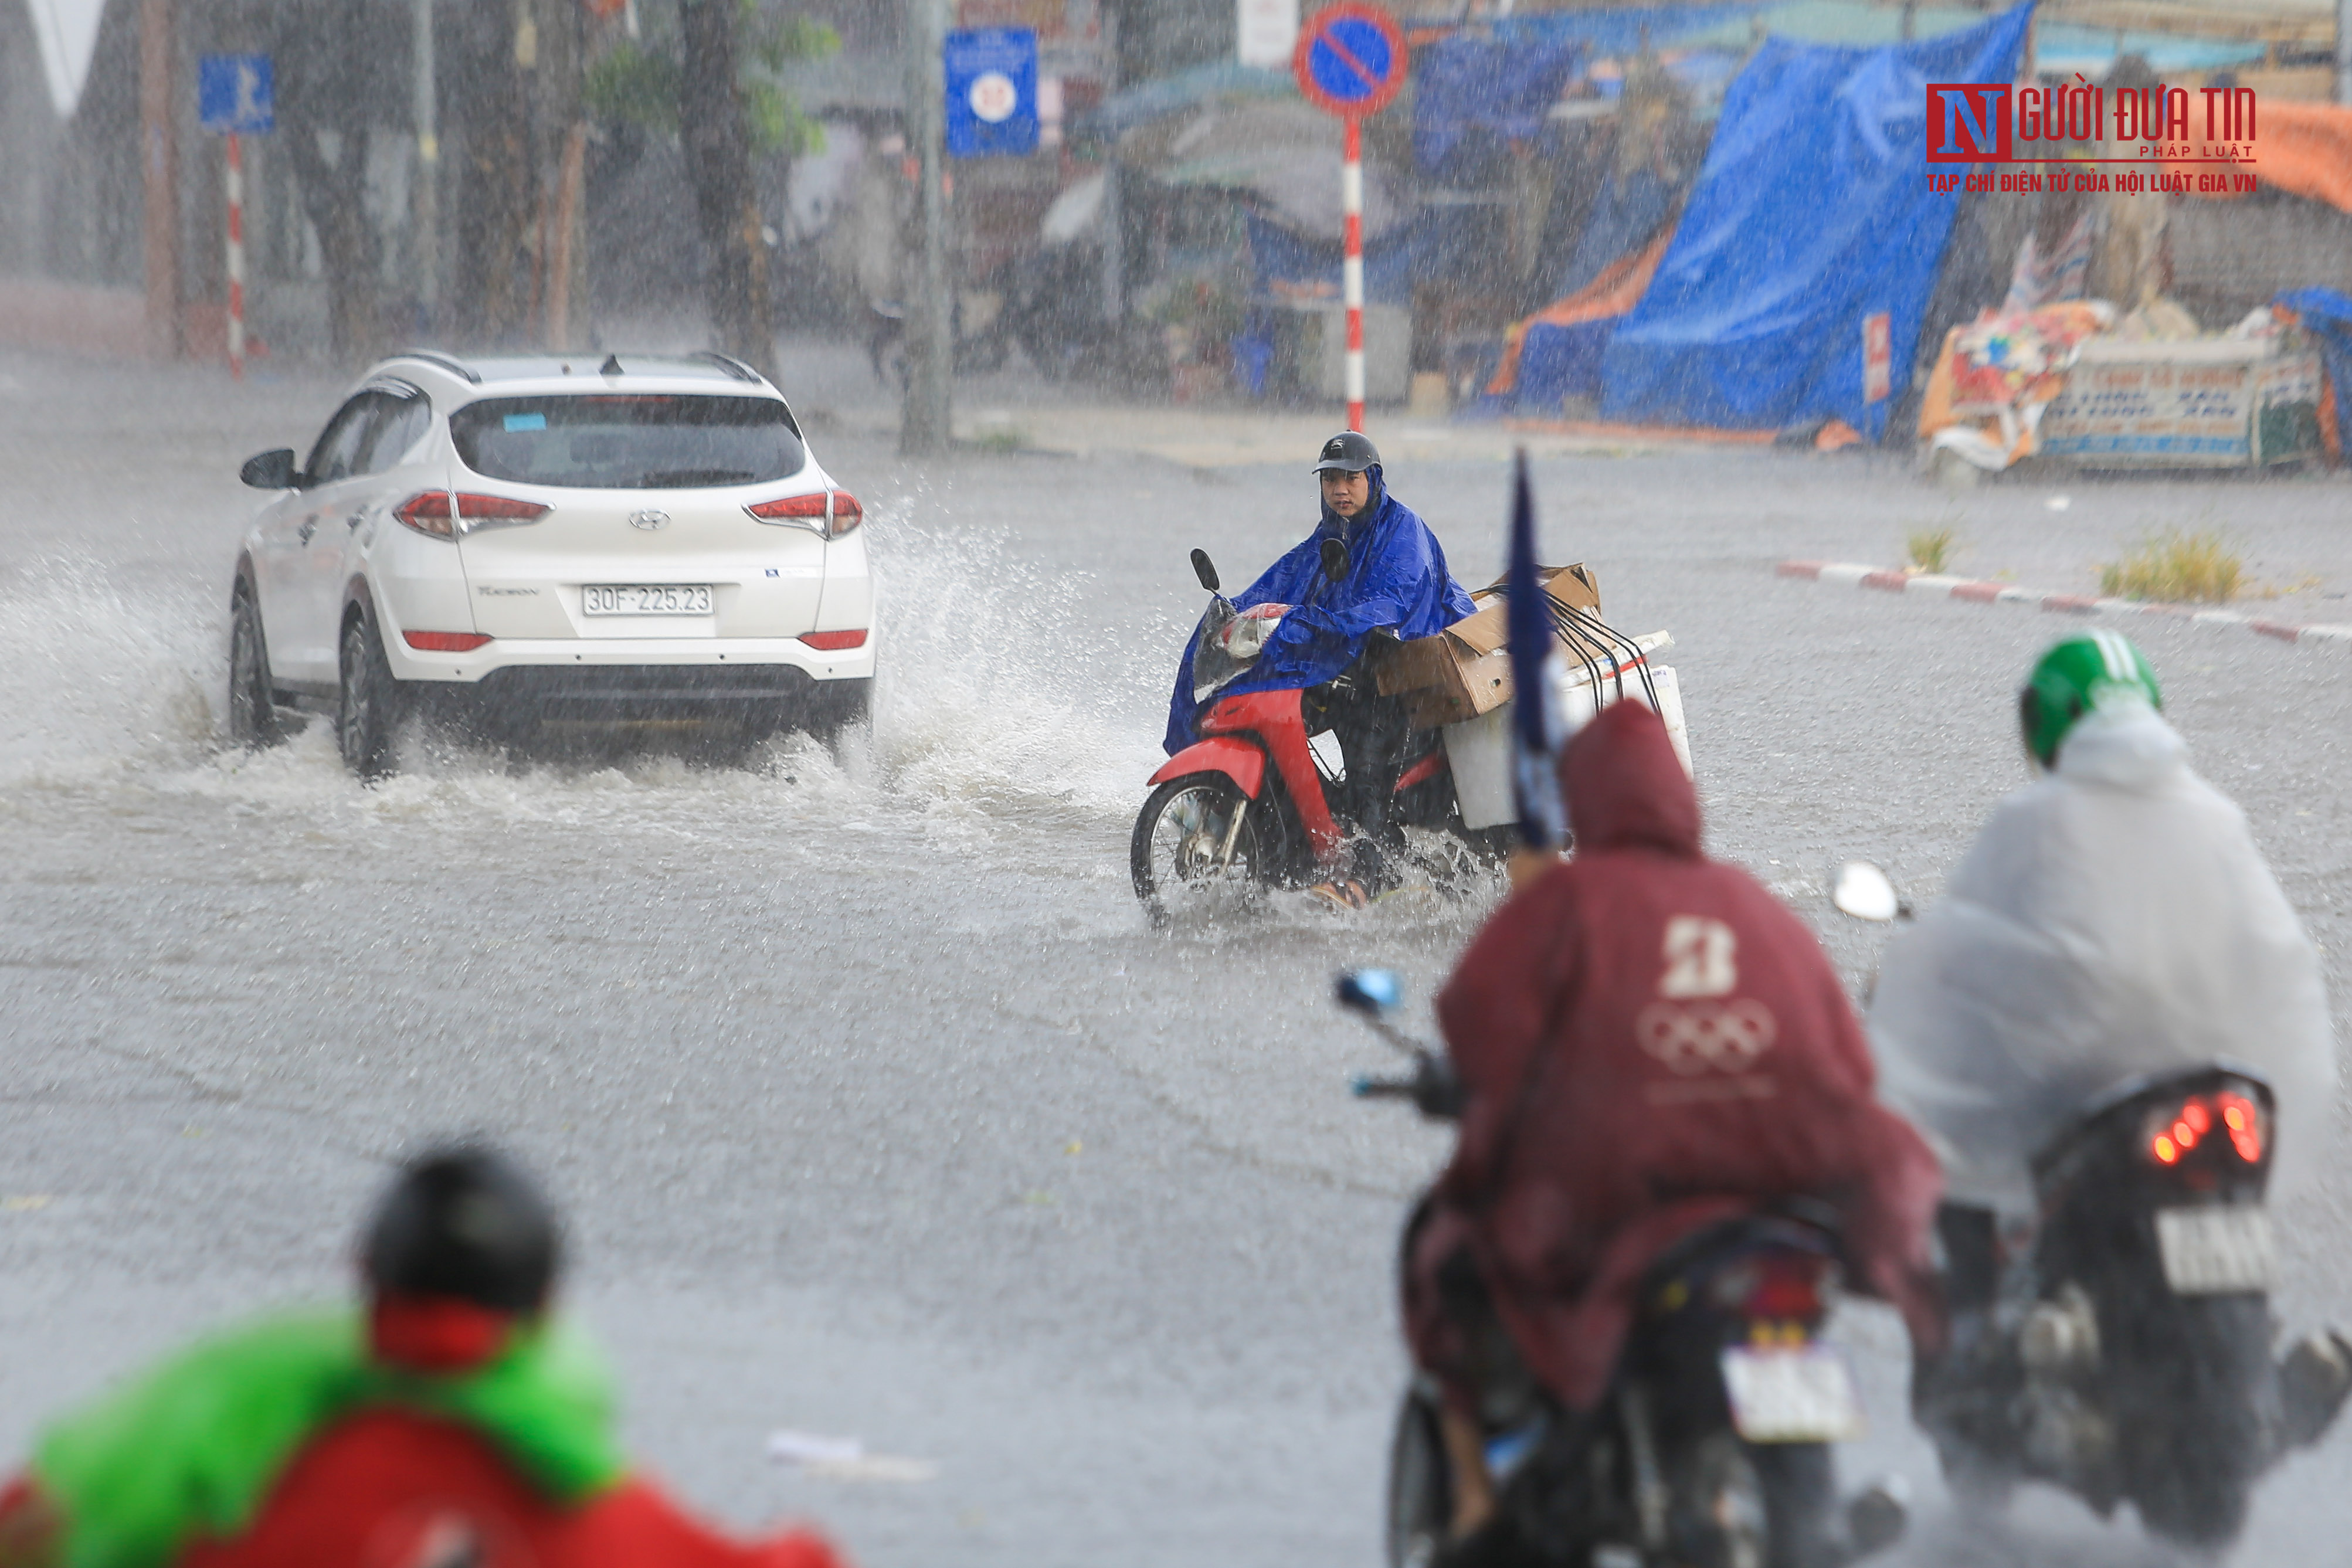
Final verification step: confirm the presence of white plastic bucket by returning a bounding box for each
[1442,661,1693,831]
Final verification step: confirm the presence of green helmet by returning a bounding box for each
[2018,631,2163,766]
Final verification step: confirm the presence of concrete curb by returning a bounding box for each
[1776,562,2352,648]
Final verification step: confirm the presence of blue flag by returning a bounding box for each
[1507,450,1565,848]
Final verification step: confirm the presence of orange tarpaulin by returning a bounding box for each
[1486,228,1675,398]
[2165,101,2352,218]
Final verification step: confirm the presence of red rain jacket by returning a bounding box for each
[164,1409,843,1568]
[1406,700,1943,1411]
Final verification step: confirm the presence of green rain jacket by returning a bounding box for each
[29,1307,628,1568]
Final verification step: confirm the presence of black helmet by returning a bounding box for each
[1312,430,1382,474]
[362,1144,559,1313]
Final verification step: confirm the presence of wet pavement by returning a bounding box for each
[1,342,2347,1566]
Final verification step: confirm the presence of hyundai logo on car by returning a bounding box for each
[628,510,671,531]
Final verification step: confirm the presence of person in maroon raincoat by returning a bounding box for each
[1403,700,1943,1540]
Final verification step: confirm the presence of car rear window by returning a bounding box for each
[449,395,806,489]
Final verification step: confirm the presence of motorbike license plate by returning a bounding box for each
[2156,1206,2276,1294]
[1719,1346,1864,1444]
[583,584,713,616]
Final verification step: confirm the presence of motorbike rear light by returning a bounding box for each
[2144,1092,2268,1167]
[2217,1091,2266,1163]
[402,631,494,652]
[1727,1253,1831,1322]
[745,490,864,538]
[798,629,868,650]
[394,491,550,539]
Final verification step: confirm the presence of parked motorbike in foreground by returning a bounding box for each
[1130,549,1510,922]
[1833,860,2352,1552]
[1339,969,1905,1568]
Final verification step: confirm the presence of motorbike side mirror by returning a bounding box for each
[1190,548,1220,594]
[1320,537,1351,581]
[240,448,300,489]
[1335,968,1403,1017]
[1832,860,1908,922]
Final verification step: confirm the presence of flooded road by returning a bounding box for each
[2,347,2347,1566]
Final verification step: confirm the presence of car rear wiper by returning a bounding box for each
[637,468,759,487]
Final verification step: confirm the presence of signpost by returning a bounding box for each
[1292,3,1405,432]
[945,28,1040,159]
[197,53,271,380]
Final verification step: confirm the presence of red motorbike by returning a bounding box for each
[1130,546,1506,922]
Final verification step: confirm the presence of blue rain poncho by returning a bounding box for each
[1162,483,1475,754]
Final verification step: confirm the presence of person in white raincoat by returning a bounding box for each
[1869,631,2337,1220]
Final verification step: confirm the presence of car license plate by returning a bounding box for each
[1719,1346,1864,1444]
[583,584,712,616]
[2157,1206,2276,1294]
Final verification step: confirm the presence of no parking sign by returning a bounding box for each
[945,28,1038,159]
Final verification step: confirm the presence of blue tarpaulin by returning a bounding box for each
[2279,288,2352,457]
[1519,319,1618,408]
[1556,167,1675,300]
[1600,3,2033,436]
[1481,4,1766,57]
[1414,38,1584,180]
[1246,211,1420,306]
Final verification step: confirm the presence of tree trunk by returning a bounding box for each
[449,3,537,345]
[275,21,389,365]
[677,0,775,379]
[286,124,382,364]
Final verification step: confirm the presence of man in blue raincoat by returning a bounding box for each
[1163,431,1474,903]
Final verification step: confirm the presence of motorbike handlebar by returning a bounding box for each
[1350,1053,1464,1120]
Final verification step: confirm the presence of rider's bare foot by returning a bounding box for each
[1305,877,1372,911]
[1505,846,1560,891]
[1438,1404,1497,1539]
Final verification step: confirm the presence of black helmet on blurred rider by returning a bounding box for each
[364,1143,559,1314]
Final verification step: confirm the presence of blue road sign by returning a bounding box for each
[198,54,273,134]
[944,28,1037,159]
[1296,5,1406,117]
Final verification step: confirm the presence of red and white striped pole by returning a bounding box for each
[1342,114,1364,432]
[225,130,246,379]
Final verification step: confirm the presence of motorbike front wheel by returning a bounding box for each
[1384,1387,1452,1568]
[1131,773,1267,925]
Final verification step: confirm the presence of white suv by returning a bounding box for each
[226,350,874,776]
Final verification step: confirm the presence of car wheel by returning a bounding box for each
[227,582,282,750]
[810,677,873,743]
[337,605,405,780]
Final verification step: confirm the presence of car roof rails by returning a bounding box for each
[690,349,765,385]
[391,348,481,385]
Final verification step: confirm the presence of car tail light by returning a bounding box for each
[746,490,863,538]
[799,629,868,650]
[395,491,550,539]
[2145,1092,2268,1167]
[827,491,863,538]
[403,630,494,652]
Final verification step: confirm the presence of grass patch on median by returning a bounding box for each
[2099,529,2242,604]
[1905,527,1959,575]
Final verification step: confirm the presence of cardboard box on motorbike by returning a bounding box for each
[1373,564,1604,730]
[1373,564,1691,830]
